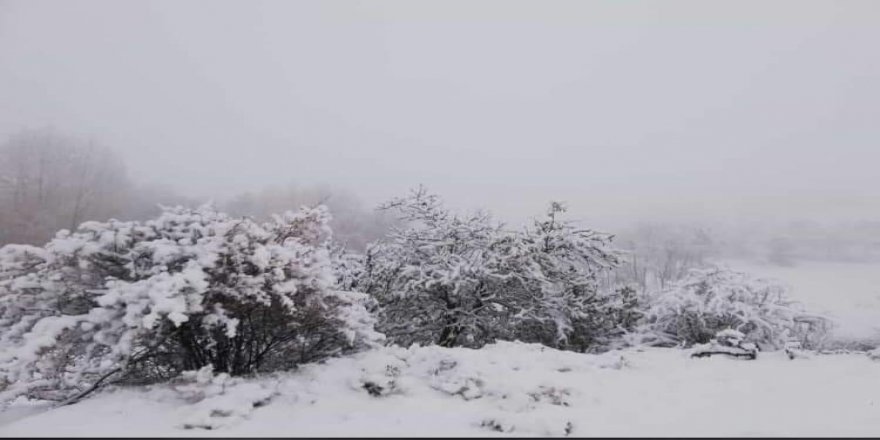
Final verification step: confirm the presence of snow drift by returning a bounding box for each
[3,341,880,437]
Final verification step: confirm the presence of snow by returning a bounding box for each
[3,341,880,437]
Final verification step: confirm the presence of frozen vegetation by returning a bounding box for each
[0,187,878,437]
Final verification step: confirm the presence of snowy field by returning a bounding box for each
[2,341,880,437]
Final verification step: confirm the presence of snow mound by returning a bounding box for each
[165,366,280,430]
[314,341,631,436]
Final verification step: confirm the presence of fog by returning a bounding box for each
[1,0,879,229]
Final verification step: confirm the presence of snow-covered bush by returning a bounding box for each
[504,202,625,352]
[361,188,623,351]
[690,329,758,360]
[559,285,643,352]
[330,244,366,292]
[361,187,507,348]
[0,205,380,404]
[640,267,816,350]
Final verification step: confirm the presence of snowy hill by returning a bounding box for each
[3,341,880,437]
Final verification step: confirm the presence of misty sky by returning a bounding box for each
[1,0,879,227]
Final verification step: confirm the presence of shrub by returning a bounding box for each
[640,267,820,350]
[361,188,624,352]
[0,205,380,404]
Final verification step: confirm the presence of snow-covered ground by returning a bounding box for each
[2,341,879,437]
[717,259,880,342]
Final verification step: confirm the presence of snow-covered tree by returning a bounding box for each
[0,205,380,404]
[361,188,623,351]
[506,202,622,352]
[361,187,506,347]
[330,244,366,292]
[640,267,816,350]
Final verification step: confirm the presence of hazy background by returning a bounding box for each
[1,0,879,233]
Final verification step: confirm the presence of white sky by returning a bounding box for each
[1,0,879,228]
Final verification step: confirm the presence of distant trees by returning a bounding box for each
[0,128,197,247]
[223,184,396,252]
[0,129,130,245]
[612,222,716,292]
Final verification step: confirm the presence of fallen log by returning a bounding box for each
[691,349,756,360]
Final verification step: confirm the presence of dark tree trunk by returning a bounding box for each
[438,317,462,347]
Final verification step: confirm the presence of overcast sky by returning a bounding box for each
[1,0,878,227]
